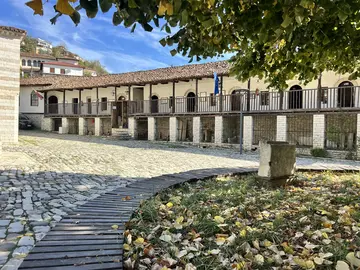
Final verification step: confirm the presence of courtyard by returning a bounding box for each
[1,131,360,269]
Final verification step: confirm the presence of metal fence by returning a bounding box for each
[45,102,111,116]
[177,117,193,142]
[223,116,241,144]
[252,115,277,145]
[287,115,313,146]
[156,118,170,141]
[136,118,148,140]
[200,117,215,143]
[325,114,357,150]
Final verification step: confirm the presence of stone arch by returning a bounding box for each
[27,60,31,66]
[48,96,58,114]
[338,81,354,107]
[186,91,196,112]
[118,96,126,101]
[22,59,26,66]
[151,95,159,113]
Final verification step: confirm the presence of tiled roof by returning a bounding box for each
[0,26,26,34]
[20,52,56,60]
[20,61,230,90]
[56,56,78,61]
[43,61,84,68]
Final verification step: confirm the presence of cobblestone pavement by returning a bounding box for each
[1,131,360,269]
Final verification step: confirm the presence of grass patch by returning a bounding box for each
[124,172,360,269]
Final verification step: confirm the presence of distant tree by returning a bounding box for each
[80,60,108,75]
[21,36,37,53]
[25,0,360,89]
[51,45,67,58]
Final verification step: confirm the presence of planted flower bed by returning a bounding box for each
[124,172,360,269]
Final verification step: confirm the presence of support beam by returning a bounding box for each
[60,118,69,134]
[279,91,284,110]
[219,76,223,112]
[317,73,322,110]
[247,79,251,111]
[214,116,223,144]
[149,84,152,114]
[276,115,287,141]
[114,86,117,101]
[78,90,81,115]
[96,87,99,115]
[357,114,360,159]
[193,116,201,144]
[313,114,325,148]
[172,81,176,113]
[169,117,178,142]
[95,118,101,136]
[148,117,156,141]
[78,118,85,135]
[62,90,65,115]
[44,91,48,114]
[195,78,198,112]
[128,85,131,100]
[243,116,253,151]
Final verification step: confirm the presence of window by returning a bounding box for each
[60,69,65,75]
[210,93,216,106]
[50,67,55,73]
[30,91,39,106]
[27,60,31,66]
[21,59,26,66]
[38,60,41,66]
[101,97,107,111]
[33,60,37,67]
[260,91,270,106]
[321,87,328,104]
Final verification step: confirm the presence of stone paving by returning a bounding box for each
[1,131,360,269]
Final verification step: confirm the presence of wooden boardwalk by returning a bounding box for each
[19,167,255,270]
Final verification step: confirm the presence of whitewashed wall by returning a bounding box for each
[43,65,83,76]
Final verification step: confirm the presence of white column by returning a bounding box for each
[312,114,325,148]
[148,117,156,141]
[214,116,223,144]
[78,118,85,135]
[276,115,287,141]
[169,117,178,142]
[128,117,136,139]
[95,117,101,136]
[243,116,253,151]
[357,114,360,159]
[193,116,201,144]
[60,118,69,134]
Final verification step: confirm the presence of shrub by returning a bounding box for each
[310,148,329,158]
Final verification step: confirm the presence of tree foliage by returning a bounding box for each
[25,0,360,89]
[79,59,108,75]
[21,36,38,53]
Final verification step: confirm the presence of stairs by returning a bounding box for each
[112,128,132,140]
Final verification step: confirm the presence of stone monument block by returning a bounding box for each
[258,141,296,186]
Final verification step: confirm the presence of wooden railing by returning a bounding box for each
[128,86,360,115]
[45,102,111,116]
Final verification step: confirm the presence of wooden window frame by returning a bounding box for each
[50,67,55,73]
[321,87,328,104]
[60,69,66,75]
[260,91,270,106]
[101,97,108,111]
[30,91,39,107]
[210,93,216,106]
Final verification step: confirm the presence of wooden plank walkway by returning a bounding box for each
[19,167,256,270]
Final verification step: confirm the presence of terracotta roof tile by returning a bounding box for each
[20,52,56,60]
[21,61,231,90]
[0,26,26,34]
[43,61,84,68]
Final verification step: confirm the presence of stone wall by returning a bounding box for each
[136,118,148,140]
[68,118,79,134]
[41,118,53,131]
[85,118,95,135]
[200,117,215,143]
[156,117,169,141]
[101,118,112,136]
[325,113,357,150]
[223,116,240,144]
[0,27,26,143]
[253,115,276,144]
[287,114,313,146]
[177,117,193,142]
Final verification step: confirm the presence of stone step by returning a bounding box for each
[111,128,132,140]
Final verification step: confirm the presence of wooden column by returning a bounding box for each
[172,81,176,113]
[279,91,284,110]
[114,86,117,101]
[219,76,223,112]
[62,90,65,115]
[195,78,198,112]
[317,73,322,110]
[149,84,153,114]
[247,78,251,111]
[96,87,99,115]
[44,91,48,114]
[78,89,81,115]
[128,85,131,100]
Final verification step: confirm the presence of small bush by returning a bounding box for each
[310,148,329,158]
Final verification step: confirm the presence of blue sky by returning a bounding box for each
[0,0,228,74]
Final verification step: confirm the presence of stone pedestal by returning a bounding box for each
[258,141,296,186]
[313,114,325,148]
[276,115,287,141]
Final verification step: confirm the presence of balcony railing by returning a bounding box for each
[128,86,360,115]
[45,102,111,116]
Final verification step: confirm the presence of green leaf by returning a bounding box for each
[99,0,112,13]
[80,0,98,18]
[131,23,136,33]
[142,23,153,32]
[112,11,123,26]
[167,38,174,46]
[159,38,167,47]
[86,9,98,18]
[281,15,292,28]
[153,17,159,27]
[128,0,138,9]
[174,0,181,13]
[170,49,177,56]
[165,25,171,33]
[69,10,81,26]
[338,11,348,22]
[180,10,188,26]
[202,19,213,28]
